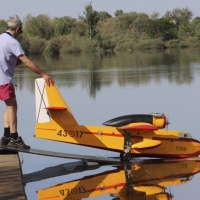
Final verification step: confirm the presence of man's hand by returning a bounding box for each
[43,74,55,87]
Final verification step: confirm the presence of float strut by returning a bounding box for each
[121,131,132,162]
[124,162,133,188]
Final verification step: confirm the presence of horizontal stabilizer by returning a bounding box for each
[118,123,158,131]
[44,107,67,110]
[132,139,161,149]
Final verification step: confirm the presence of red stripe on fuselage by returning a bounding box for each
[84,131,124,137]
[131,151,200,158]
[83,132,200,144]
[153,137,200,143]
[87,182,126,192]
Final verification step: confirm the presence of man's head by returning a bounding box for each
[7,18,23,37]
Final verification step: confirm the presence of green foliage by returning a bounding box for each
[60,36,100,54]
[165,39,184,48]
[53,16,76,36]
[59,35,82,54]
[115,9,123,17]
[28,36,46,54]
[163,38,200,48]
[96,18,117,35]
[71,20,87,37]
[150,12,159,20]
[97,33,117,51]
[115,12,150,36]
[98,11,112,21]
[0,20,7,34]
[44,35,100,55]
[0,5,199,56]
[190,17,200,38]
[17,33,30,52]
[114,37,135,51]
[134,38,164,50]
[80,37,100,52]
[178,25,191,37]
[115,12,136,33]
[24,14,53,40]
[163,7,193,26]
[44,37,61,56]
[79,2,100,39]
[147,18,177,40]
[132,13,150,33]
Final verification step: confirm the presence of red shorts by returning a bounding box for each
[0,83,16,101]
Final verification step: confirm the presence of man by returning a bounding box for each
[0,18,54,149]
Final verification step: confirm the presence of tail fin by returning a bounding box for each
[35,78,78,125]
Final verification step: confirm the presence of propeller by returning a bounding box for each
[169,186,174,199]
[165,115,170,131]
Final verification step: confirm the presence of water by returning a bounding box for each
[1,49,200,199]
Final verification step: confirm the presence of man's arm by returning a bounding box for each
[18,54,54,86]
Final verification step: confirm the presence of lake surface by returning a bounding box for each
[1,49,200,199]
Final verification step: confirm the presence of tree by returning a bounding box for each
[132,13,150,33]
[115,12,137,34]
[163,7,193,26]
[53,16,76,36]
[115,12,150,36]
[150,12,159,20]
[24,14,53,40]
[114,9,123,17]
[0,20,7,34]
[98,11,112,21]
[79,2,100,39]
[190,17,200,38]
[71,20,87,37]
[147,18,177,40]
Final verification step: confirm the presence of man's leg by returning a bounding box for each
[0,83,30,149]
[4,97,18,139]
[0,97,17,145]
[4,97,30,149]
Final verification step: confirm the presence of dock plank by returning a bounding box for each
[0,152,26,200]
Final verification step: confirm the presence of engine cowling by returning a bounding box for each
[103,113,166,129]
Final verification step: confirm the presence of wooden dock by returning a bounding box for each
[0,151,26,200]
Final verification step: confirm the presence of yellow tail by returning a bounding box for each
[35,78,78,137]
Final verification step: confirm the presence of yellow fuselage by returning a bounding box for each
[36,120,200,158]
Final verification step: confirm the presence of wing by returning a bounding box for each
[118,122,158,131]
[118,122,161,149]
[132,139,161,149]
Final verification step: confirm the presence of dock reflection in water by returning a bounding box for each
[25,158,200,200]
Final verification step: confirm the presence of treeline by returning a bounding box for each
[1,3,200,55]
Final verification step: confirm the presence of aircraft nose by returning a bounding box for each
[195,140,200,154]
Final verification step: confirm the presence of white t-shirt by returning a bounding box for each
[0,32,24,85]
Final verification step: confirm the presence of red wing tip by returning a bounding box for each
[44,107,67,110]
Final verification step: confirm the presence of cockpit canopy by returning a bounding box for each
[178,132,192,139]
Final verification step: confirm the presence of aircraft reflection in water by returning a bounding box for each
[35,158,200,200]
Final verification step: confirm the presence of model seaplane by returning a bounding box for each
[34,78,200,161]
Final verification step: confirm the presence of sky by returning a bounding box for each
[0,0,200,20]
